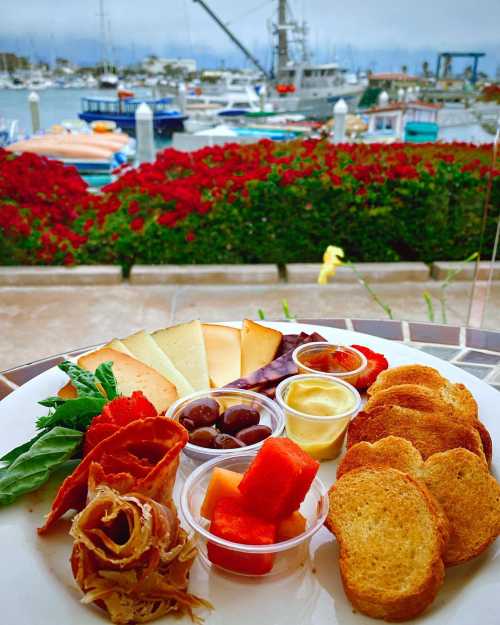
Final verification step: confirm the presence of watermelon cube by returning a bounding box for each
[207,496,277,575]
[238,437,319,520]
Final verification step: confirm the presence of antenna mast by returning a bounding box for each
[276,0,289,73]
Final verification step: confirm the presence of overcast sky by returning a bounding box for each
[2,0,499,48]
[1,0,499,71]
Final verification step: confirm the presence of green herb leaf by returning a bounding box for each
[36,396,107,432]
[0,430,48,465]
[58,360,103,399]
[0,427,82,506]
[38,396,67,408]
[94,361,119,400]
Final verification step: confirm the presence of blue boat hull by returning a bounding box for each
[78,111,187,135]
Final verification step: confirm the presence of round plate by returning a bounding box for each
[0,321,499,625]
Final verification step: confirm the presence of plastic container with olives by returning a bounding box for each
[166,389,285,462]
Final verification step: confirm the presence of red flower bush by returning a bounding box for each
[1,141,498,269]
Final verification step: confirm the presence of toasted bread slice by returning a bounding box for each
[326,467,447,621]
[422,448,500,566]
[365,383,453,415]
[338,438,500,566]
[77,347,178,414]
[347,406,486,462]
[338,436,423,479]
[367,364,478,423]
[364,383,491,463]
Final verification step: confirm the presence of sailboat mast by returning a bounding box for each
[277,0,289,74]
[98,0,108,73]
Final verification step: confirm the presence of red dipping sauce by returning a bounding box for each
[298,347,361,374]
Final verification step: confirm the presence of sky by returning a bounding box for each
[1,0,499,74]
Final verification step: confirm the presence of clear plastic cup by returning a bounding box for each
[180,452,328,577]
[166,389,284,463]
[275,374,361,461]
[292,342,367,386]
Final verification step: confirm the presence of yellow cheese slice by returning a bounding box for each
[241,319,282,376]
[121,330,194,397]
[202,324,241,387]
[152,320,210,391]
[77,347,178,413]
[104,338,134,357]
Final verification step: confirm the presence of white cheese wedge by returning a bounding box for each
[152,320,210,391]
[121,330,194,397]
[77,347,178,413]
[241,319,282,376]
[103,338,134,357]
[202,324,241,387]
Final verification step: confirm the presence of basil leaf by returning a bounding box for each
[38,396,67,409]
[0,427,82,506]
[36,396,106,431]
[0,430,48,465]
[58,360,102,399]
[94,361,119,400]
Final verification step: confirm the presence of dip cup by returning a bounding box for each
[180,452,329,577]
[292,342,367,386]
[275,373,361,461]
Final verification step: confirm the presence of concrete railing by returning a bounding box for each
[1,261,498,287]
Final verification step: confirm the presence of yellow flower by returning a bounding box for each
[317,245,345,284]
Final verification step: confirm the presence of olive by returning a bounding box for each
[213,433,246,449]
[179,417,196,432]
[236,425,272,446]
[218,404,260,435]
[179,398,220,429]
[189,427,218,448]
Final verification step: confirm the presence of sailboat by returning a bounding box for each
[97,0,119,89]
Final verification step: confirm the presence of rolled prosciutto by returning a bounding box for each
[38,417,188,534]
[70,486,209,624]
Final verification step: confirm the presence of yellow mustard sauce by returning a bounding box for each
[284,378,357,461]
[286,378,357,416]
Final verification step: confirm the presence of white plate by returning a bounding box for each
[1,321,499,625]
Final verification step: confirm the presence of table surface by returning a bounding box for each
[2,317,500,401]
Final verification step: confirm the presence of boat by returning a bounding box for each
[99,72,119,89]
[78,96,187,135]
[5,130,134,181]
[193,0,364,118]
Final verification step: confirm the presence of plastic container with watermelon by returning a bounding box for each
[180,438,328,577]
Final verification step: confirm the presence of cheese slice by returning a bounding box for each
[103,338,134,357]
[77,347,178,413]
[241,319,282,376]
[121,330,194,398]
[153,320,210,391]
[202,324,241,387]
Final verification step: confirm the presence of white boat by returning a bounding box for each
[25,72,53,90]
[99,73,119,89]
[193,0,364,117]
[270,62,364,116]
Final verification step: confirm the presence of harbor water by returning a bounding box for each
[0,87,172,149]
[0,87,496,148]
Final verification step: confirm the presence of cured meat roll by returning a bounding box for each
[39,417,188,534]
[70,486,209,624]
